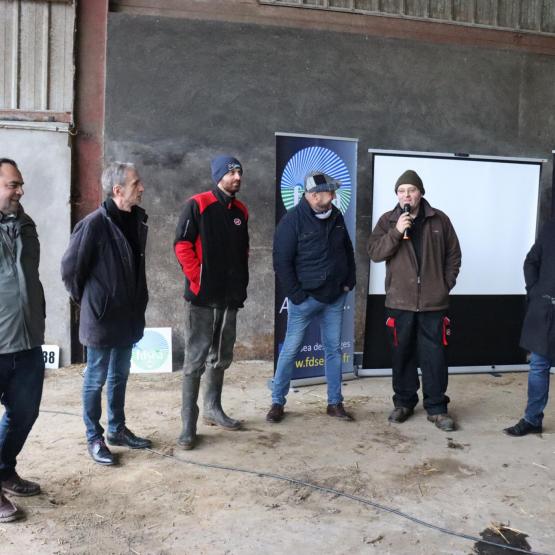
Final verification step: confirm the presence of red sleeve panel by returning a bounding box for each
[174,239,203,295]
[174,192,218,296]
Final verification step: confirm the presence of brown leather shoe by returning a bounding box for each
[427,413,456,432]
[388,406,414,423]
[0,493,22,522]
[1,472,40,497]
[326,403,354,421]
[266,403,284,423]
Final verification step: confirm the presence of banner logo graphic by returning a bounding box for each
[280,146,352,214]
[132,329,170,372]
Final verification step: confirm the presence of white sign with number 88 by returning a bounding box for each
[41,345,60,369]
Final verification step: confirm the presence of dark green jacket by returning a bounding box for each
[0,209,45,353]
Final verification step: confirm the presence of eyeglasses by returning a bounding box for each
[397,187,419,195]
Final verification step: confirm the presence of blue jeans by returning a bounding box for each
[83,346,132,443]
[272,293,347,406]
[0,347,45,480]
[524,352,552,427]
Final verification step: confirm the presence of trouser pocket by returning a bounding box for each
[442,316,451,346]
[386,316,398,347]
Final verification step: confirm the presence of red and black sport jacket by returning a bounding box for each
[174,187,249,308]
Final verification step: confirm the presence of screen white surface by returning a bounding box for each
[369,154,541,295]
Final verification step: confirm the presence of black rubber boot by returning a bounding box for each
[202,368,241,430]
[177,374,201,449]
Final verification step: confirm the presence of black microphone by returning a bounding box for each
[403,204,411,240]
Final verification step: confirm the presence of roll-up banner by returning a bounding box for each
[274,133,358,385]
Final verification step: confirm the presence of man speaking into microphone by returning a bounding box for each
[368,170,461,431]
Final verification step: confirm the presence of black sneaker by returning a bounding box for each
[503,418,542,437]
[107,427,152,449]
[87,439,116,465]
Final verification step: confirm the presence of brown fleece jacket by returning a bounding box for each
[368,198,461,311]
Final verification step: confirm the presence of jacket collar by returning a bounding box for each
[298,195,340,219]
[102,198,148,224]
[212,186,237,208]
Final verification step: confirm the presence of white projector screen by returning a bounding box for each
[364,150,545,373]
[369,153,542,296]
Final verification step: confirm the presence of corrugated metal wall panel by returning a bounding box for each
[405,0,429,18]
[497,0,519,28]
[0,0,74,112]
[0,2,18,109]
[429,0,453,20]
[260,0,555,34]
[542,0,555,32]
[49,1,74,111]
[19,2,47,110]
[379,0,403,15]
[453,0,474,24]
[520,0,542,30]
[475,0,498,26]
[329,0,354,9]
[355,0,379,11]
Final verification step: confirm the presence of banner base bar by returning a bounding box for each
[267,373,356,391]
[357,364,535,377]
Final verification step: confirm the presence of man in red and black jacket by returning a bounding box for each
[174,156,249,450]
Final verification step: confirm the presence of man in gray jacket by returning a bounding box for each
[0,159,46,522]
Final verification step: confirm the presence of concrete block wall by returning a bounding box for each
[104,13,555,361]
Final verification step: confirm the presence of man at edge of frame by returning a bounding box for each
[0,158,46,522]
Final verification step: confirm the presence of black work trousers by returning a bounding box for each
[387,309,449,415]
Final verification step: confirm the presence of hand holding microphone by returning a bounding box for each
[395,204,413,239]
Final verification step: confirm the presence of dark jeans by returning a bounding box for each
[183,304,238,378]
[0,347,45,480]
[387,309,450,415]
[83,346,132,443]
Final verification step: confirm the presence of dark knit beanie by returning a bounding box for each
[394,170,425,195]
[211,155,242,185]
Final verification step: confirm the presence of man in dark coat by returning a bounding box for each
[266,171,356,424]
[61,162,151,465]
[504,219,555,436]
[0,159,46,522]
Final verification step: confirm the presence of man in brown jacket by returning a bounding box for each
[368,170,461,431]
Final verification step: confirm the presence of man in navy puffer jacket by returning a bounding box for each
[267,172,356,423]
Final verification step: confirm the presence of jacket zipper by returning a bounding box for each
[417,275,421,312]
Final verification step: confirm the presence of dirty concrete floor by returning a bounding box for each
[0,362,553,555]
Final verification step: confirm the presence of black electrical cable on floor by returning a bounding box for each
[39,410,551,555]
[146,448,552,555]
